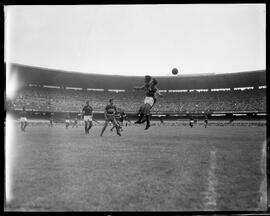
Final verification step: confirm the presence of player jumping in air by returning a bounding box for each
[133,76,163,130]
[20,106,28,132]
[82,101,93,134]
[100,99,121,136]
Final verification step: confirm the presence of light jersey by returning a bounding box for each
[105,104,117,115]
[82,105,93,116]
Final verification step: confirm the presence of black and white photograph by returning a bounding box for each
[4,4,267,212]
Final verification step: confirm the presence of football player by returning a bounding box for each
[100,99,121,136]
[134,76,163,130]
[20,106,28,132]
[82,101,93,134]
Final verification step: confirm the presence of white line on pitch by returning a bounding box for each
[258,141,267,210]
[204,150,218,210]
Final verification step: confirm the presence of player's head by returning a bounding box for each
[86,100,89,105]
[109,98,113,105]
[145,75,152,84]
[22,106,25,111]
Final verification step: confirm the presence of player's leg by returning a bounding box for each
[84,120,88,134]
[141,103,151,129]
[87,120,93,132]
[134,106,144,124]
[24,120,28,131]
[110,124,116,132]
[111,118,121,136]
[100,120,108,136]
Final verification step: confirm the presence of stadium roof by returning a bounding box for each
[8,63,266,90]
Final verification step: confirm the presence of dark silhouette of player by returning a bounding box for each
[204,115,208,128]
[189,117,194,128]
[65,112,71,129]
[49,112,54,127]
[111,109,130,132]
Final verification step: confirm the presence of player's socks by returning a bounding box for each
[145,115,150,130]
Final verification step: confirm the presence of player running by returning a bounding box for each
[133,76,163,130]
[82,101,93,134]
[20,106,28,132]
[100,99,121,136]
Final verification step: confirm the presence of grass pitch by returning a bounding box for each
[5,122,267,211]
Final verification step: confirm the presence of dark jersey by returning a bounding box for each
[105,105,117,115]
[20,110,27,117]
[83,105,93,116]
[145,84,157,98]
[116,111,126,121]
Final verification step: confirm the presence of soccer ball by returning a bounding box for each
[172,68,178,75]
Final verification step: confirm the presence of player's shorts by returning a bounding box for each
[106,114,116,121]
[144,97,154,106]
[65,120,70,123]
[84,115,92,121]
[20,117,27,122]
[190,120,194,124]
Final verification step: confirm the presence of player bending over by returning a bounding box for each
[100,99,121,136]
[111,109,131,132]
[20,107,28,132]
[134,76,163,130]
[82,101,93,134]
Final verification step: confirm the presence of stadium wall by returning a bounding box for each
[7,110,266,122]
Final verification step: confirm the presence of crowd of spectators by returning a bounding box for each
[6,87,266,113]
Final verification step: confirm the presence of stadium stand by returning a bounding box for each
[6,87,266,113]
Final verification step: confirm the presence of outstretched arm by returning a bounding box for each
[155,88,164,97]
[133,85,145,90]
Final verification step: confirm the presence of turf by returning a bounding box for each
[5,123,267,211]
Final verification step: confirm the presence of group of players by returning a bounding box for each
[20,75,162,136]
[19,75,209,134]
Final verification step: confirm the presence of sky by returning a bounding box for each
[5,4,266,76]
